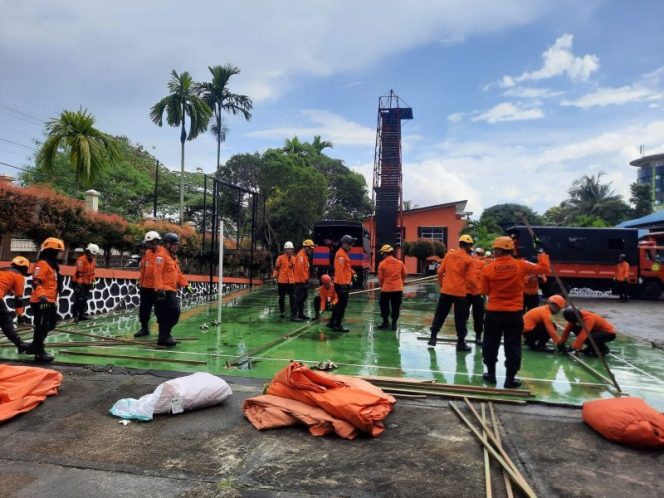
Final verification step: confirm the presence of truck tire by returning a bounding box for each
[640,281,662,301]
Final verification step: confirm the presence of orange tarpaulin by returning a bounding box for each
[0,364,63,422]
[264,362,396,437]
[243,394,359,439]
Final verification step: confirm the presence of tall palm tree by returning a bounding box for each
[150,70,212,224]
[566,173,622,218]
[196,65,253,176]
[311,135,333,155]
[37,108,119,196]
[282,136,309,157]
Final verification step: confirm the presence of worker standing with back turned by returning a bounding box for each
[427,235,474,351]
[481,236,550,388]
[614,253,630,302]
[292,239,314,321]
[377,244,407,330]
[329,234,356,332]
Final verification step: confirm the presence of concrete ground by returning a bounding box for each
[0,295,662,498]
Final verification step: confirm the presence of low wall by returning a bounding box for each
[0,261,263,321]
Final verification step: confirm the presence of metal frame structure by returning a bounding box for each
[371,90,413,268]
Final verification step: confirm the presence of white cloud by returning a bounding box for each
[245,109,375,146]
[447,112,465,123]
[503,86,564,99]
[498,33,599,88]
[472,102,544,123]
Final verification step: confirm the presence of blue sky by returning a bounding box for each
[1,0,663,217]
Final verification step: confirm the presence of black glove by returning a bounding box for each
[156,290,166,302]
[184,285,194,295]
[17,315,31,325]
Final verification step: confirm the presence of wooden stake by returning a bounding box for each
[449,402,536,498]
[379,386,526,405]
[489,403,514,498]
[58,350,206,365]
[359,376,532,397]
[481,403,492,498]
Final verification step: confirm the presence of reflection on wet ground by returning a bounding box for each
[2,284,663,409]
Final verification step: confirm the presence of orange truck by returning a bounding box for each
[507,226,664,300]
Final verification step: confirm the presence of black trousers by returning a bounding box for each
[0,301,22,347]
[155,291,180,341]
[465,293,484,335]
[569,326,616,353]
[524,323,551,349]
[330,284,349,328]
[72,283,92,318]
[379,291,403,323]
[615,280,629,301]
[30,302,58,352]
[430,293,468,342]
[523,293,540,313]
[483,311,523,375]
[138,287,156,330]
[293,283,309,318]
[277,283,295,316]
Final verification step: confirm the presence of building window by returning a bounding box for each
[395,226,404,246]
[418,226,447,246]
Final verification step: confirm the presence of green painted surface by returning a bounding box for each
[2,285,664,409]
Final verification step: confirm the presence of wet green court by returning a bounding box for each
[2,284,664,409]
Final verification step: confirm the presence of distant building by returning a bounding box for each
[630,152,664,210]
[364,200,471,274]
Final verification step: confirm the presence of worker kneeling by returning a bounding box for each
[313,274,337,321]
[522,295,566,353]
[560,307,616,356]
[482,236,550,388]
[153,233,193,347]
[377,244,406,330]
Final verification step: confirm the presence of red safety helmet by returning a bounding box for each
[321,274,331,284]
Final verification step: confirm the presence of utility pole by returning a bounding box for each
[153,159,159,218]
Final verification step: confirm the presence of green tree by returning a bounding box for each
[150,70,212,224]
[563,173,631,225]
[461,219,502,250]
[403,239,446,273]
[542,205,567,226]
[196,64,253,175]
[311,135,333,155]
[36,108,119,195]
[282,136,311,157]
[480,203,543,231]
[630,182,653,218]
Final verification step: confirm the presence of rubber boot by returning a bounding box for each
[483,364,496,384]
[427,328,437,347]
[456,341,472,352]
[134,326,150,338]
[391,319,398,331]
[474,333,482,345]
[377,318,389,329]
[504,368,522,388]
[157,336,178,348]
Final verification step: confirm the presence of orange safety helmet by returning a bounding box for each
[41,237,65,251]
[321,274,332,284]
[11,256,30,272]
[548,295,566,309]
[492,236,514,251]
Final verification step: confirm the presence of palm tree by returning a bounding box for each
[282,136,310,157]
[196,65,253,176]
[565,173,624,222]
[311,135,333,155]
[150,70,212,224]
[37,108,119,196]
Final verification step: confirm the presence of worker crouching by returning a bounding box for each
[313,274,337,321]
[522,294,566,353]
[72,243,100,322]
[152,233,192,347]
[377,244,406,331]
[26,237,66,362]
[560,307,616,356]
[0,256,31,353]
[292,239,314,322]
[481,236,550,388]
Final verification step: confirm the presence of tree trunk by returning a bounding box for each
[216,109,221,177]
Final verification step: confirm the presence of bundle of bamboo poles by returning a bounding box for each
[359,376,532,405]
[451,399,536,498]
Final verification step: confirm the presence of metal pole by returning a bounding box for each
[202,174,207,289]
[236,189,242,256]
[209,180,218,292]
[249,194,257,288]
[153,159,159,218]
[218,220,224,324]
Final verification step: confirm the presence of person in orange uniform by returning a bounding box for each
[292,239,314,322]
[273,241,295,318]
[427,235,474,351]
[313,274,338,321]
[614,253,630,302]
[481,236,551,388]
[377,244,407,331]
[153,232,192,347]
[135,231,161,337]
[523,294,566,352]
[560,307,616,356]
[0,256,31,353]
[329,234,356,332]
[464,247,487,344]
[26,237,65,362]
[522,271,542,313]
[72,243,100,322]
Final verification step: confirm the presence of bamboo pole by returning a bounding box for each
[489,402,514,498]
[566,351,615,387]
[379,386,526,405]
[348,275,437,296]
[518,213,621,393]
[58,350,206,365]
[359,376,532,397]
[481,403,493,498]
[55,327,142,345]
[462,399,537,497]
[449,402,536,498]
[227,321,313,367]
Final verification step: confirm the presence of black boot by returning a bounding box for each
[483,365,496,384]
[427,329,437,347]
[377,319,389,329]
[157,336,178,347]
[134,327,150,338]
[504,368,522,388]
[456,341,472,352]
[474,333,482,345]
[34,351,55,363]
[391,320,398,331]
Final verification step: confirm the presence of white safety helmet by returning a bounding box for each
[485,251,492,257]
[474,247,484,255]
[284,241,294,250]
[144,231,161,243]
[85,243,101,255]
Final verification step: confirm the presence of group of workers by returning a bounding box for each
[428,234,617,388]
[0,230,192,363]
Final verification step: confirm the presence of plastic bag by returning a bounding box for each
[110,372,232,421]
